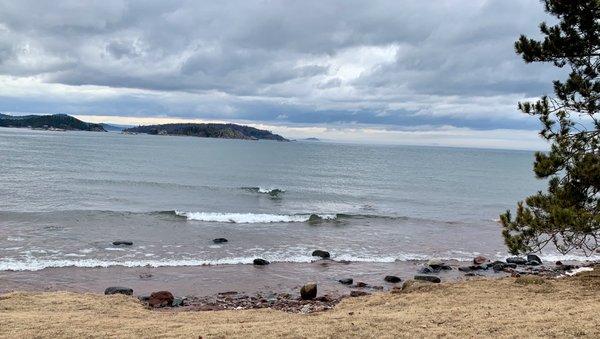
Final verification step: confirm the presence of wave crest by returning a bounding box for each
[174,211,336,223]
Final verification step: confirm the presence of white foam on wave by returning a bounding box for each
[257,187,285,194]
[175,211,336,223]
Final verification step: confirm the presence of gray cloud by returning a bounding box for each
[0,0,560,131]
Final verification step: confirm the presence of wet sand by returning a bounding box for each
[0,260,491,297]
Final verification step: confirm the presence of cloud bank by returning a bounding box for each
[0,0,561,148]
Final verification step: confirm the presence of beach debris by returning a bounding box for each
[300,283,317,300]
[506,257,527,265]
[104,286,133,295]
[473,255,489,265]
[559,266,594,278]
[350,290,370,297]
[311,250,330,259]
[212,238,228,244]
[172,297,185,307]
[139,273,153,279]
[338,278,353,285]
[384,275,402,283]
[112,240,133,246]
[148,291,174,308]
[253,258,270,265]
[182,291,342,313]
[300,304,312,314]
[414,275,441,283]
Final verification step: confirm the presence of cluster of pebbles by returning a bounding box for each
[103,243,598,314]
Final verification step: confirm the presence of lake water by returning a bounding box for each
[0,127,597,294]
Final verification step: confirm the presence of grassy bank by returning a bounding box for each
[1,268,598,338]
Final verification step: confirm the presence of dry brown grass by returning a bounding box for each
[1,270,599,338]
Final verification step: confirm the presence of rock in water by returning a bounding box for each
[414,275,441,283]
[112,241,133,246]
[527,254,543,264]
[308,214,323,223]
[148,291,174,308]
[300,283,317,300]
[506,257,527,265]
[253,258,270,265]
[104,286,133,295]
[311,250,330,259]
[427,258,444,269]
[384,275,402,283]
[338,278,353,285]
[212,238,228,244]
[473,256,489,265]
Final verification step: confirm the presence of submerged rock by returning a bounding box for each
[253,258,270,265]
[300,283,317,300]
[104,286,133,296]
[112,240,133,246]
[384,275,402,283]
[212,238,228,244]
[338,278,353,285]
[149,291,174,308]
[414,275,441,283]
[354,282,368,288]
[311,250,330,259]
[308,214,323,224]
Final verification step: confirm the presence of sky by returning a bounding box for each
[0,0,561,150]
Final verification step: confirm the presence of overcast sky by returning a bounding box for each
[0,0,559,149]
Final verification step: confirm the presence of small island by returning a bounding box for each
[0,113,106,132]
[124,123,288,141]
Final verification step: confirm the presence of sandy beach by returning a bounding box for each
[1,266,598,338]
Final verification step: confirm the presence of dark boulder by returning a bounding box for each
[414,275,441,283]
[253,258,270,265]
[506,257,527,265]
[212,238,228,244]
[311,250,330,259]
[384,275,402,283]
[491,261,507,272]
[354,282,368,288]
[104,286,133,296]
[338,278,353,285]
[527,254,542,264]
[112,241,133,246]
[458,266,473,272]
[526,260,541,266]
[148,291,174,308]
[308,214,323,223]
[300,283,317,300]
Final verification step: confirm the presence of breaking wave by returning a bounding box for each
[241,186,286,196]
[174,211,336,223]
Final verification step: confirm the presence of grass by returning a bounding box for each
[0,267,598,338]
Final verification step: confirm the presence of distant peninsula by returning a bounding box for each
[124,123,288,141]
[0,113,106,132]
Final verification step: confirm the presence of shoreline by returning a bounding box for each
[1,266,598,338]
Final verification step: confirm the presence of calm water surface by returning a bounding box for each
[0,127,593,276]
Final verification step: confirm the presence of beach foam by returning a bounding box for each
[174,211,336,223]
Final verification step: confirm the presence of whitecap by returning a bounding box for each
[174,211,336,223]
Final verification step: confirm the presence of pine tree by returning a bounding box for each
[500,0,600,255]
